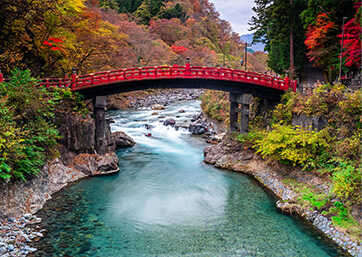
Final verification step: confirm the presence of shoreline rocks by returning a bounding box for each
[0,214,42,257]
[204,135,361,257]
[108,89,203,110]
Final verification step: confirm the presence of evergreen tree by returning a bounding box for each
[249,0,307,76]
[159,3,187,22]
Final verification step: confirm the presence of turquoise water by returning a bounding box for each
[31,101,345,257]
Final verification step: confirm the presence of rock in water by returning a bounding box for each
[151,104,166,110]
[112,131,136,148]
[189,123,208,135]
[163,118,176,127]
[73,153,119,176]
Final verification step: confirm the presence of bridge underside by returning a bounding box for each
[86,78,284,153]
[77,78,284,101]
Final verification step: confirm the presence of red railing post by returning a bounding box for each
[284,76,290,91]
[71,68,77,90]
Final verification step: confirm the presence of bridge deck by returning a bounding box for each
[36,65,297,93]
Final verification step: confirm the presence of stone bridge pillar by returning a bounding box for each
[229,93,252,133]
[94,96,107,154]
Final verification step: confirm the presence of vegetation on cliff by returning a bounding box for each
[0,69,87,182]
[234,84,361,236]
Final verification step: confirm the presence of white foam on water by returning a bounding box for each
[109,184,227,227]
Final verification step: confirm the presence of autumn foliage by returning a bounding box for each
[304,13,337,68]
[339,17,361,68]
[0,0,267,77]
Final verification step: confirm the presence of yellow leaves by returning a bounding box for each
[57,0,85,15]
[254,124,331,168]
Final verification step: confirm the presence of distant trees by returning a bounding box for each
[0,0,268,77]
[159,3,187,22]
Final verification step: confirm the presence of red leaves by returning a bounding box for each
[304,13,337,66]
[43,40,52,46]
[48,37,64,43]
[171,45,188,55]
[50,47,61,51]
[338,18,361,68]
[43,37,64,52]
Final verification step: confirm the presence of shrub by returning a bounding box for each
[253,124,331,168]
[331,161,361,200]
[0,69,61,181]
[301,189,328,210]
[330,201,359,228]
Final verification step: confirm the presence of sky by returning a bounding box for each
[208,0,256,35]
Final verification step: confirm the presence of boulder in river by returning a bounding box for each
[189,122,208,135]
[151,104,166,110]
[73,153,119,176]
[112,131,136,148]
[163,118,176,127]
[178,109,185,113]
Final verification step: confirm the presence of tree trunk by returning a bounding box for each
[289,0,295,79]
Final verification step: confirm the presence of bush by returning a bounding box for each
[0,69,62,181]
[253,124,331,168]
[329,201,358,228]
[331,161,361,200]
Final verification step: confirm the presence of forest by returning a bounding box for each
[0,0,268,78]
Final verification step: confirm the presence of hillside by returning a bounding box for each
[0,0,268,77]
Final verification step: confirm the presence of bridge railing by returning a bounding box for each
[33,65,297,92]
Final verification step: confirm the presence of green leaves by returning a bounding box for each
[0,69,61,182]
[331,161,361,200]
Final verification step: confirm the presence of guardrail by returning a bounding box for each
[1,65,297,92]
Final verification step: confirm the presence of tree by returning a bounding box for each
[159,3,187,22]
[301,0,355,80]
[249,0,307,76]
[134,0,165,24]
[149,18,189,45]
[339,3,361,69]
[304,13,338,80]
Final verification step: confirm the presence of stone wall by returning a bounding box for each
[292,114,328,131]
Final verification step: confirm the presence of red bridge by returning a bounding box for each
[31,64,296,99]
[0,64,297,141]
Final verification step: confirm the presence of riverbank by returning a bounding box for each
[204,135,361,257]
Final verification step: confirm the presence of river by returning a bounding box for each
[31,100,345,257]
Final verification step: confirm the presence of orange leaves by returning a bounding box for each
[305,13,337,51]
[304,13,338,67]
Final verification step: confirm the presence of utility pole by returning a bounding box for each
[339,17,348,81]
[289,0,295,79]
[244,42,248,71]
